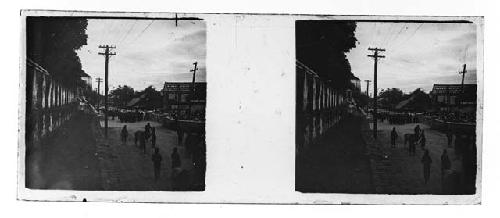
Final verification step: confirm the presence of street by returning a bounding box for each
[370,120,463,194]
[97,118,202,191]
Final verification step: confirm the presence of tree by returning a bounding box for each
[379,88,405,109]
[26,17,88,86]
[404,88,432,112]
[136,86,162,109]
[110,85,135,107]
[296,21,358,91]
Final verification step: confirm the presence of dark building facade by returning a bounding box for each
[161,82,206,120]
[430,84,477,112]
[296,60,346,153]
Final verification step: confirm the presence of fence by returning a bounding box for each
[296,61,346,153]
[25,58,80,154]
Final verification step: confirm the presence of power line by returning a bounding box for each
[385,24,407,48]
[130,20,155,43]
[118,20,138,44]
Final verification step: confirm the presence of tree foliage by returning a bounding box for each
[296,21,357,91]
[378,88,432,112]
[27,17,88,86]
[110,85,135,107]
[405,88,432,111]
[135,86,163,109]
[379,88,405,109]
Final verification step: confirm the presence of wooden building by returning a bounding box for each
[161,82,206,120]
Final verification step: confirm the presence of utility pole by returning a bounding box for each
[188,62,198,119]
[368,47,385,139]
[459,64,467,107]
[98,45,116,138]
[364,80,371,97]
[96,77,102,109]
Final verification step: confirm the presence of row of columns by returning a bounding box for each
[26,60,79,152]
[297,64,346,152]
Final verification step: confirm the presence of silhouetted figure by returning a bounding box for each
[171,147,181,169]
[145,123,151,140]
[408,134,417,156]
[120,125,128,144]
[414,124,421,136]
[441,149,451,177]
[421,149,432,184]
[134,130,146,154]
[446,131,454,148]
[390,127,398,148]
[151,148,162,181]
[420,130,426,149]
[177,129,184,146]
[151,127,156,148]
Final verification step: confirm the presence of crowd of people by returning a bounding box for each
[378,111,421,125]
[436,111,476,123]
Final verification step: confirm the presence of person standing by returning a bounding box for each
[446,131,454,148]
[151,127,156,148]
[414,124,421,137]
[177,127,184,146]
[145,123,151,140]
[120,125,128,144]
[420,130,427,149]
[421,149,432,184]
[139,132,146,154]
[390,127,398,148]
[151,148,162,181]
[441,149,451,176]
[171,147,181,169]
[175,117,184,146]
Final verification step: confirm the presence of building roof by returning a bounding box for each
[161,82,207,101]
[395,95,415,110]
[431,84,477,95]
[126,97,142,107]
[162,82,207,92]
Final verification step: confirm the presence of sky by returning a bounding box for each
[77,19,206,92]
[346,22,477,94]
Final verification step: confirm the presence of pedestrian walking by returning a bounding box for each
[151,147,162,181]
[390,127,398,148]
[441,149,451,176]
[151,127,156,148]
[171,147,181,169]
[120,125,128,144]
[421,149,432,184]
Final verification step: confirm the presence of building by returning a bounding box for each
[350,75,361,92]
[296,60,346,153]
[430,84,477,112]
[161,82,207,120]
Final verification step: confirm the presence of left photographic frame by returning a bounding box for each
[21,13,207,192]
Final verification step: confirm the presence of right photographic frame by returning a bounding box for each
[295,18,482,195]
